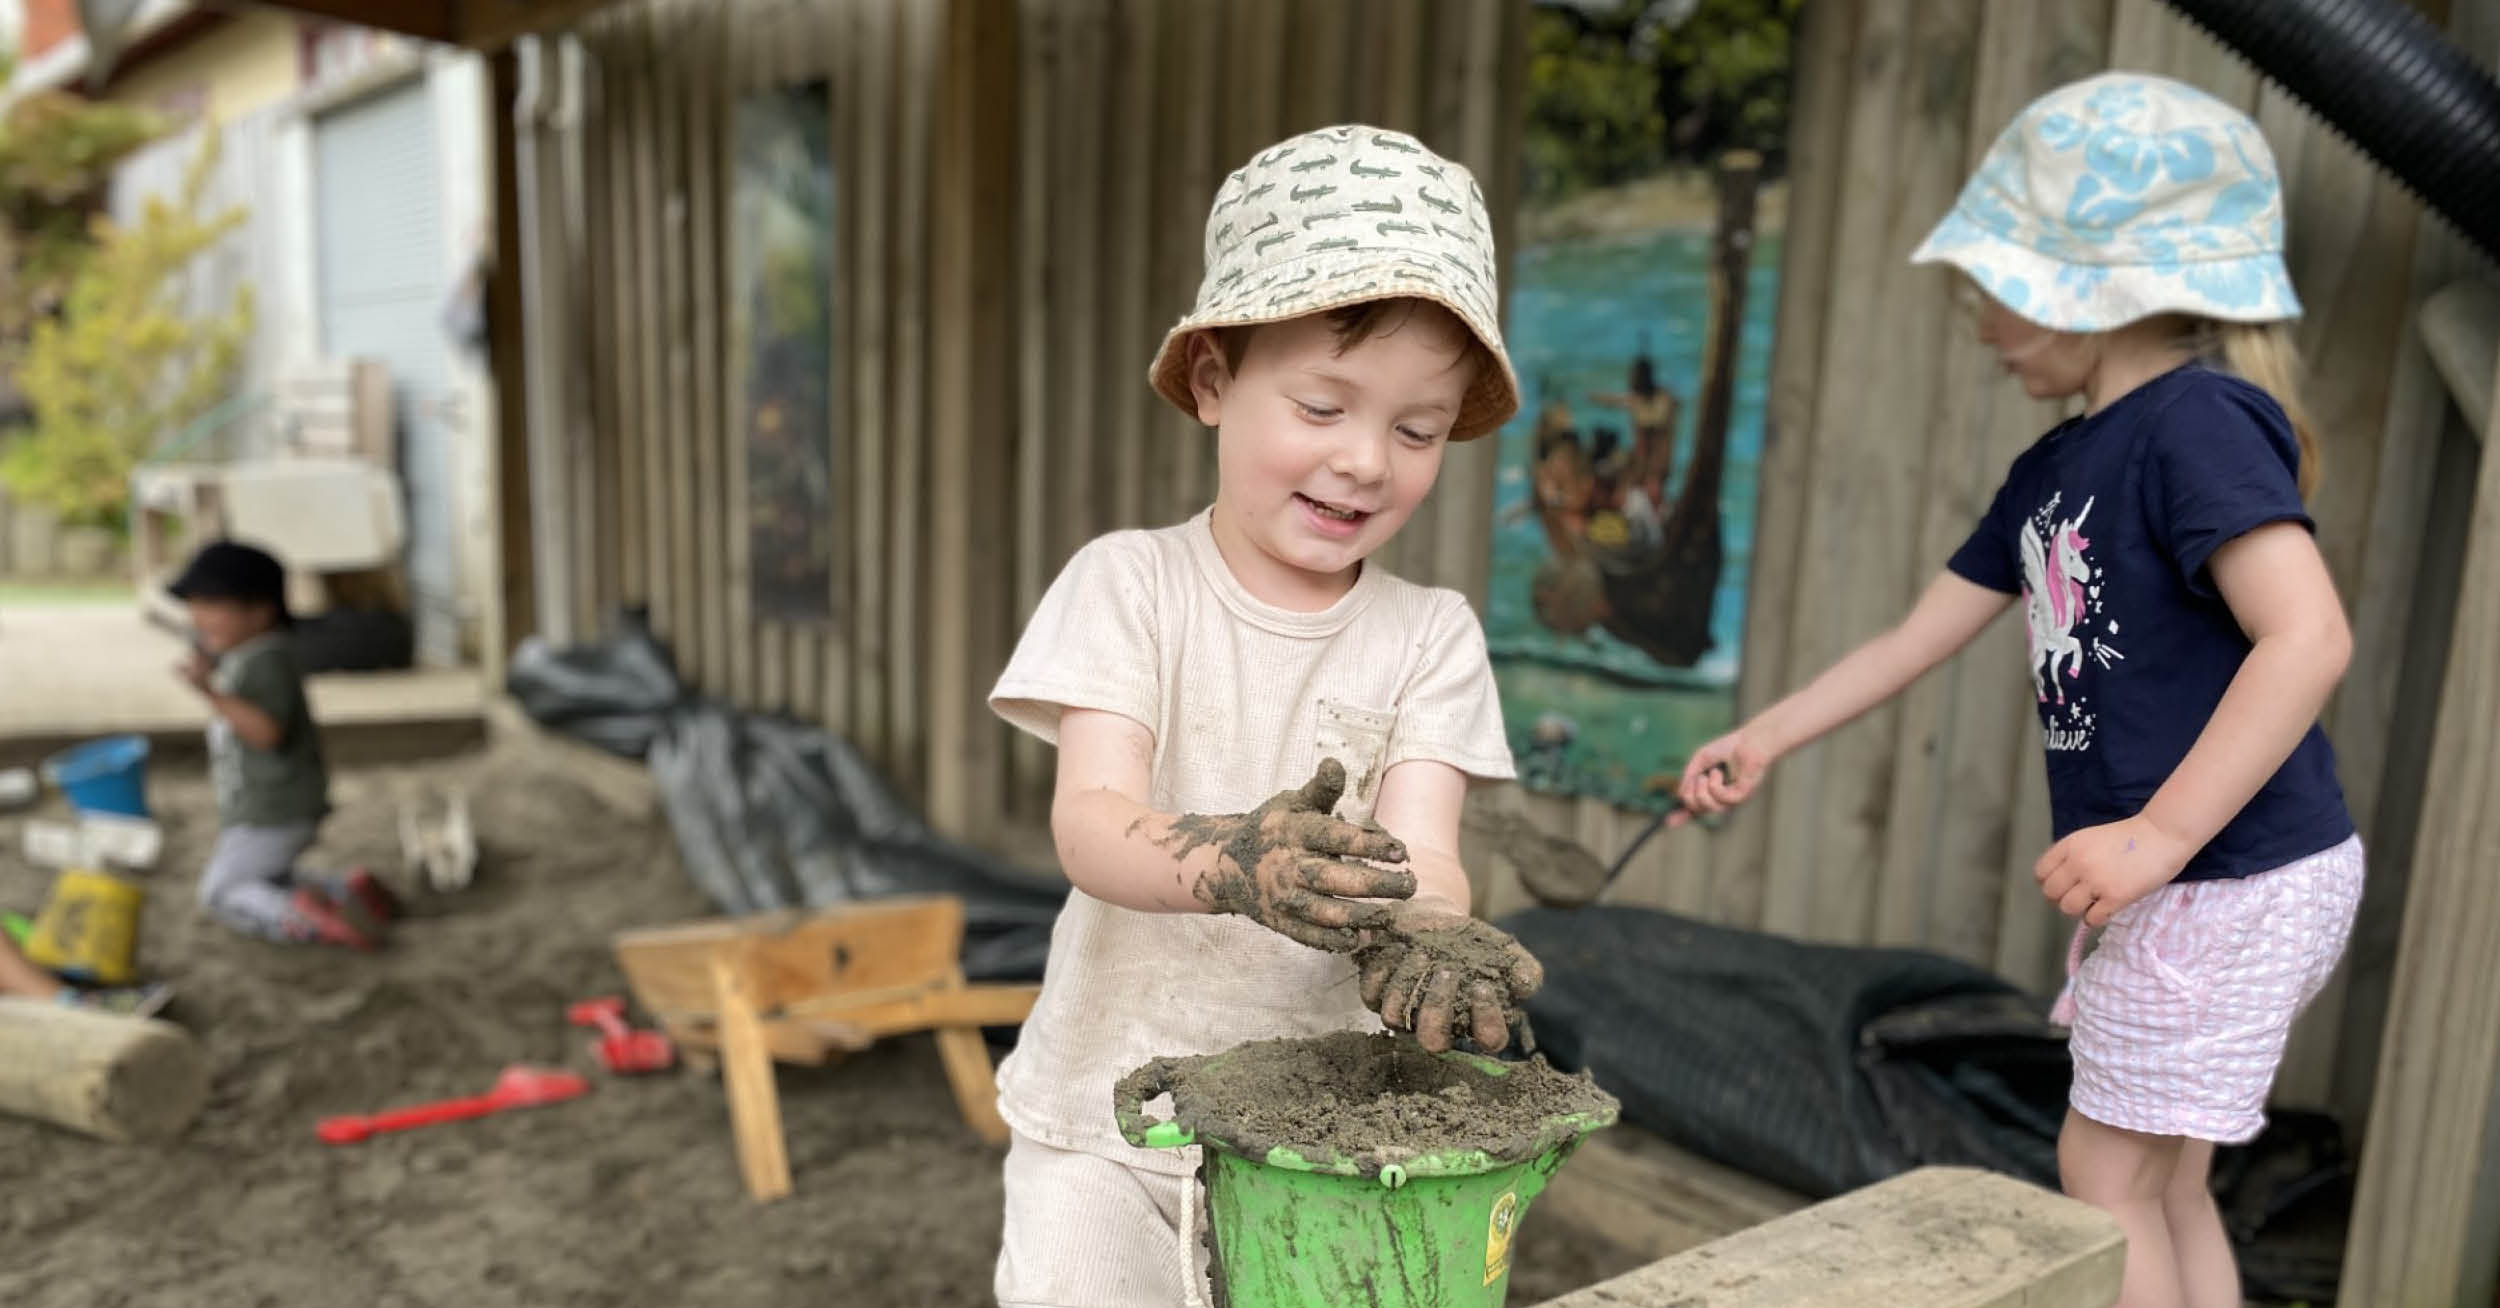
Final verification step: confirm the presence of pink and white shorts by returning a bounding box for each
[2063,833,2364,1144]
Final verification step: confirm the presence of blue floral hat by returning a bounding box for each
[1911,73,2300,331]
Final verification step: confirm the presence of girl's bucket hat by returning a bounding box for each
[1911,72,2301,332]
[1147,124,1522,441]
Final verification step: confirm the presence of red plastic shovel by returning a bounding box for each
[566,995,676,1074]
[315,1065,591,1145]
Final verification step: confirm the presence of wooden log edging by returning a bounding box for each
[0,997,210,1143]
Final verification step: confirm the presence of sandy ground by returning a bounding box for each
[0,737,1632,1307]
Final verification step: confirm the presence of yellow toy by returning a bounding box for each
[24,867,145,987]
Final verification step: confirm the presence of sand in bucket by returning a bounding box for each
[1118,1030,1619,1307]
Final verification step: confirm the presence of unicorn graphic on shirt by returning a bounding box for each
[2020,496,2095,704]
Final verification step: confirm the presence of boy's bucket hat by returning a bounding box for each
[1911,72,2301,332]
[1147,124,1522,441]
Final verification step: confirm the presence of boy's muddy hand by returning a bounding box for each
[174,650,212,693]
[1169,758,1417,952]
[1356,904,1544,1054]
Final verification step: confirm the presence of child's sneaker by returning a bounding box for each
[286,887,380,951]
[339,868,401,938]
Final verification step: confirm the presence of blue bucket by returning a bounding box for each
[43,735,151,818]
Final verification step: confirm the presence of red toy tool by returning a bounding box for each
[315,1065,590,1145]
[567,994,676,1074]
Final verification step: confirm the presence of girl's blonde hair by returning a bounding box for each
[2192,319,2319,501]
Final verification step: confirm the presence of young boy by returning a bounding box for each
[987,124,1539,1308]
[168,540,395,948]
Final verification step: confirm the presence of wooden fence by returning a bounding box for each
[1486,0,2491,1139]
[519,0,2490,1139]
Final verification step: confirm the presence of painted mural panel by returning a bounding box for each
[1490,0,1798,809]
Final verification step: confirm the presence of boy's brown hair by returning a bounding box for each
[1213,298,1496,394]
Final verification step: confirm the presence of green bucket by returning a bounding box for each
[1115,1032,1618,1307]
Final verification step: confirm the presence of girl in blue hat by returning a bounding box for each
[1679,74,2358,1308]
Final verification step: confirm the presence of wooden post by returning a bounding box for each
[2339,294,2500,1308]
[655,5,699,690]
[0,999,210,1143]
[2419,282,2499,437]
[710,954,792,1202]
[923,0,1018,838]
[931,968,1011,1146]
[885,0,939,792]
[579,27,624,627]
[488,46,539,669]
[511,38,573,649]
[847,0,897,759]
[686,8,727,700]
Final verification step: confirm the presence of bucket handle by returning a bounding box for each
[1112,1058,1195,1150]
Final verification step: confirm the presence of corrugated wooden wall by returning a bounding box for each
[531,0,1525,830]
[526,0,2475,1129]
[546,0,948,811]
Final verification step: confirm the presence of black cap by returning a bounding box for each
[168,540,292,624]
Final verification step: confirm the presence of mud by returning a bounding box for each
[1369,919,1540,993]
[1128,1029,1616,1174]
[1356,909,1547,1053]
[1154,759,1413,951]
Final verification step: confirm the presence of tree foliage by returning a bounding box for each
[0,55,163,341]
[1,128,252,527]
[1524,0,1801,204]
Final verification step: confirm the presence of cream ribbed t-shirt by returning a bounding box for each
[988,509,1516,1174]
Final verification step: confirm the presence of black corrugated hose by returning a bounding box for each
[2159,0,2500,263]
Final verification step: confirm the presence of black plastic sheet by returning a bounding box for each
[507,610,1062,983]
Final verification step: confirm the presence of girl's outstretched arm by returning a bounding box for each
[1678,571,2014,818]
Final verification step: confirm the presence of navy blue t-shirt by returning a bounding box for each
[1946,364,2352,881]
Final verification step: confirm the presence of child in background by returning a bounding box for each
[170,540,398,949]
[986,124,1541,1308]
[1679,75,2359,1308]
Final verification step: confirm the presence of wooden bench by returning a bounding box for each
[1534,1166,2123,1308]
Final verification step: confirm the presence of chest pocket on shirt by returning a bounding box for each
[1315,700,1397,824]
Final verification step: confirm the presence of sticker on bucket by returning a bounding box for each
[1483,1190,1519,1287]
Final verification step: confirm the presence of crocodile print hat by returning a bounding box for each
[1147,124,1521,441]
